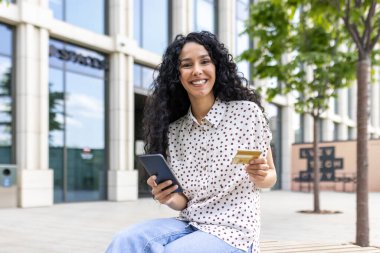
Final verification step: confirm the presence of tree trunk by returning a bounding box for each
[356,57,370,247]
[313,115,320,213]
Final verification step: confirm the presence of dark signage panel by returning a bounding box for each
[295,146,345,182]
[49,45,108,70]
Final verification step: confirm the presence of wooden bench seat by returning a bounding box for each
[261,241,380,253]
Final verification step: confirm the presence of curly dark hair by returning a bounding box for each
[143,31,265,157]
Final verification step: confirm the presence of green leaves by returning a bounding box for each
[242,0,357,117]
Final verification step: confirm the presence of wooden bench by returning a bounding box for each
[261,241,380,252]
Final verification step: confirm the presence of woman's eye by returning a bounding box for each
[181,63,192,68]
[201,60,211,64]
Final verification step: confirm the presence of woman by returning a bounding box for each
[106,31,277,253]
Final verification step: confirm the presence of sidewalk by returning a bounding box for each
[0,191,379,253]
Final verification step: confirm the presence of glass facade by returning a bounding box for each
[0,23,13,164]
[133,63,155,196]
[134,0,170,55]
[347,87,353,119]
[235,0,250,79]
[193,0,217,34]
[294,113,304,143]
[334,94,339,114]
[333,122,339,140]
[348,126,355,140]
[49,0,106,34]
[319,119,324,142]
[266,103,282,189]
[133,64,155,90]
[49,39,107,202]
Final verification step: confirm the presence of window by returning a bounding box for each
[333,122,339,140]
[49,0,107,34]
[294,113,304,143]
[334,93,339,114]
[347,87,353,119]
[134,0,170,55]
[193,0,217,34]
[0,23,13,164]
[49,39,107,203]
[319,119,324,142]
[348,126,355,140]
[235,0,251,80]
[133,64,155,90]
[266,103,282,189]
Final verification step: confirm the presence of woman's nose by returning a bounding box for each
[193,64,202,76]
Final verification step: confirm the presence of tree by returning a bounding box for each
[242,0,356,213]
[306,0,380,246]
[242,0,380,246]
[338,1,378,247]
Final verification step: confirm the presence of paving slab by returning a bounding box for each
[0,191,379,253]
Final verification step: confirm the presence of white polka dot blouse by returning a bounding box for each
[167,98,272,252]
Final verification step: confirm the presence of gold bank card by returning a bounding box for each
[231,150,262,164]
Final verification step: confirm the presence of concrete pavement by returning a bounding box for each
[0,191,379,253]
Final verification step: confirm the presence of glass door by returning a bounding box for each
[48,40,107,202]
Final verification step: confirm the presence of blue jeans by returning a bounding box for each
[105,218,249,253]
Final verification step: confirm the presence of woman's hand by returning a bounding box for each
[244,148,277,188]
[147,176,188,210]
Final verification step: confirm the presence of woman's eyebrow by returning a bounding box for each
[179,54,210,62]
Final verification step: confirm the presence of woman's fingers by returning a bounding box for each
[245,162,269,181]
[154,185,178,203]
[147,177,178,203]
[147,175,157,187]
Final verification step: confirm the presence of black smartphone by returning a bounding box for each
[137,154,183,193]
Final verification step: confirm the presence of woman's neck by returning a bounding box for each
[189,95,216,124]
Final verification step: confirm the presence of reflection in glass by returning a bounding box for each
[266,103,282,189]
[49,40,106,203]
[194,0,216,33]
[66,72,105,202]
[348,126,354,140]
[335,96,339,114]
[49,0,63,20]
[319,119,324,142]
[134,64,155,90]
[49,68,64,202]
[235,0,250,79]
[334,122,339,140]
[347,87,353,119]
[134,0,169,54]
[294,113,304,143]
[0,24,12,56]
[49,0,106,34]
[0,23,13,164]
[0,57,12,164]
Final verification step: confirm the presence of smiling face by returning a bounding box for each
[178,42,216,103]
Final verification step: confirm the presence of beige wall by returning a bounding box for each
[292,140,380,192]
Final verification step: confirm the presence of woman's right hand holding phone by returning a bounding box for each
[147,175,188,211]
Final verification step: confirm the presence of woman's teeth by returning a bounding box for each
[192,80,206,85]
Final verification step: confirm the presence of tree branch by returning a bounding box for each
[364,0,377,50]
[343,0,366,55]
[370,24,380,51]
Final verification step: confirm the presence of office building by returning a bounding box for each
[0,0,379,207]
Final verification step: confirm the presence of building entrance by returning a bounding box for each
[48,40,107,202]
